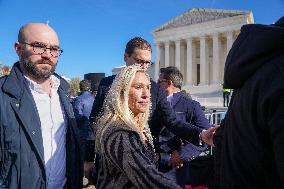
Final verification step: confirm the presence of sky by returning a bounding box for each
[0,0,283,78]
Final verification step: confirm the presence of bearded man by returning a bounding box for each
[0,23,83,189]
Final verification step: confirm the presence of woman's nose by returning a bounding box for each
[142,88,150,98]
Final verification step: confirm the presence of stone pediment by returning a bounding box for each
[154,8,250,32]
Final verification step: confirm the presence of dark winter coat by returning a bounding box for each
[159,91,210,158]
[73,91,95,141]
[0,62,83,189]
[96,120,181,189]
[214,22,284,188]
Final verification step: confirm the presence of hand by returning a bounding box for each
[168,150,183,168]
[200,126,219,146]
[84,161,94,182]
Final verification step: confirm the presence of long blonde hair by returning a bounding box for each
[95,65,152,153]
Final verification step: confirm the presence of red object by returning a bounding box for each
[184,185,208,189]
[193,186,208,189]
[184,185,192,189]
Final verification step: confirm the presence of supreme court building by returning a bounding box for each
[150,8,254,93]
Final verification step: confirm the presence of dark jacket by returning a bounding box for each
[0,62,83,189]
[73,91,95,141]
[214,22,284,188]
[97,119,181,189]
[90,76,202,150]
[159,92,210,159]
[170,92,210,132]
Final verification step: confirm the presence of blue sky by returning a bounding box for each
[0,0,283,78]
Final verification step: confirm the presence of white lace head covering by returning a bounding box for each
[95,65,153,153]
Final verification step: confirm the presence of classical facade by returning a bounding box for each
[151,8,254,91]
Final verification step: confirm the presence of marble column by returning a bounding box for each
[160,44,165,68]
[192,41,197,85]
[186,38,193,85]
[154,43,160,81]
[226,30,233,55]
[175,40,181,69]
[199,35,208,85]
[212,33,220,84]
[165,41,170,67]
[180,43,186,84]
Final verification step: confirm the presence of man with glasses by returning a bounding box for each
[158,66,212,187]
[88,37,216,185]
[0,23,82,189]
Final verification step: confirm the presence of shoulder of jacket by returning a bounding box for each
[150,79,158,88]
[104,123,138,139]
[102,75,115,81]
[178,92,192,102]
[0,75,8,86]
[54,73,70,92]
[100,75,115,86]
[0,75,9,94]
[178,94,202,111]
[150,80,164,96]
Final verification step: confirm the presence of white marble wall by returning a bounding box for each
[152,11,252,87]
[154,30,239,86]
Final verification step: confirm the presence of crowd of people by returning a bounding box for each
[0,15,283,189]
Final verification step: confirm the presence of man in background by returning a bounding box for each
[90,37,215,148]
[73,79,95,186]
[158,66,211,187]
[88,37,216,185]
[222,87,231,107]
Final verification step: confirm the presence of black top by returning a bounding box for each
[97,120,181,189]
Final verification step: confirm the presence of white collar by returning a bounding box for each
[24,75,60,94]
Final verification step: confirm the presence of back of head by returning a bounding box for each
[224,16,284,89]
[79,79,91,92]
[125,37,152,56]
[161,66,183,89]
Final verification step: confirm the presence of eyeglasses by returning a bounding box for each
[20,41,63,57]
[132,57,151,65]
[157,79,168,84]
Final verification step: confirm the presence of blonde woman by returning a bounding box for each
[95,65,181,189]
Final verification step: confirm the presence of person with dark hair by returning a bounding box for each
[159,66,183,91]
[214,16,284,188]
[73,79,95,186]
[125,37,152,57]
[0,23,82,189]
[79,79,92,92]
[158,66,211,187]
[88,37,216,185]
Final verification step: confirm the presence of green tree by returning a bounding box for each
[68,77,81,97]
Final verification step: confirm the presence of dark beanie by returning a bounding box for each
[274,16,284,27]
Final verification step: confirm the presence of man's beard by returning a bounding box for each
[22,58,57,81]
